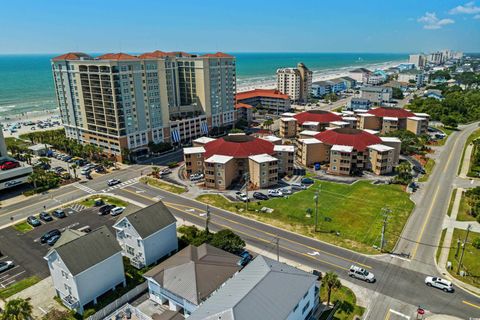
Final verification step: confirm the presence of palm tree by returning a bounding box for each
[38,157,51,166]
[1,298,33,320]
[152,166,160,178]
[70,164,78,180]
[322,272,342,306]
[263,119,274,131]
[23,153,33,165]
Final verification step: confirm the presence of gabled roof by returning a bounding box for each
[350,67,372,74]
[115,202,176,239]
[202,52,234,58]
[46,226,122,276]
[188,256,317,320]
[236,89,289,101]
[97,53,139,60]
[52,52,92,61]
[144,244,240,305]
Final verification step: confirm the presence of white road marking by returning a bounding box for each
[390,309,410,319]
[307,251,320,256]
[390,254,411,262]
[0,270,26,284]
[0,256,9,260]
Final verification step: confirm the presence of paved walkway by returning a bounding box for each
[460,143,473,178]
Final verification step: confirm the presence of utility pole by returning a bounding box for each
[457,224,472,274]
[380,207,391,252]
[205,205,211,234]
[275,236,279,261]
[244,172,249,212]
[313,185,321,232]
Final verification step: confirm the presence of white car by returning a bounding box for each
[280,187,292,195]
[425,276,454,292]
[0,261,14,273]
[268,189,283,197]
[235,192,249,202]
[348,265,375,283]
[190,173,204,181]
[291,183,307,190]
[107,179,121,186]
[110,206,125,216]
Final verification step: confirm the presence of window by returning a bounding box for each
[302,301,310,314]
[61,270,69,279]
[126,245,135,256]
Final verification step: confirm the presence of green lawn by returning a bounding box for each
[460,128,480,175]
[447,228,480,289]
[79,195,128,208]
[447,189,458,217]
[457,192,477,221]
[197,180,414,253]
[436,228,447,263]
[140,177,186,194]
[13,221,33,233]
[320,285,365,320]
[418,158,435,182]
[0,276,40,300]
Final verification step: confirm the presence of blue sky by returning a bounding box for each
[1,0,479,54]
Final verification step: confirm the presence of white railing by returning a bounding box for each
[86,282,148,320]
[101,303,151,320]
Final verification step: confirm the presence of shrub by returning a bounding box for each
[472,237,480,249]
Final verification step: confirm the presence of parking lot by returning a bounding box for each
[0,203,133,289]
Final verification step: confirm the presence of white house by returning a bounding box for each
[188,255,319,320]
[113,201,178,269]
[44,227,125,315]
[143,244,241,317]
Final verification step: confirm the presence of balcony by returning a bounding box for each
[62,295,80,310]
[130,256,146,270]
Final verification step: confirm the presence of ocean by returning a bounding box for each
[0,53,407,117]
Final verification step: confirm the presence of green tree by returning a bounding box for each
[152,166,160,177]
[395,161,413,185]
[210,229,246,254]
[41,309,75,320]
[38,157,51,166]
[324,93,339,103]
[229,128,244,134]
[322,272,342,306]
[262,119,274,131]
[392,87,404,100]
[178,225,211,246]
[70,164,78,180]
[472,237,480,249]
[441,115,458,128]
[1,298,33,320]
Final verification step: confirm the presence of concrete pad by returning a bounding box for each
[426,315,463,320]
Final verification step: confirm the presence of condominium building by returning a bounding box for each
[276,63,313,103]
[398,70,426,87]
[278,110,344,138]
[409,54,426,69]
[236,89,290,114]
[51,51,236,160]
[357,107,430,135]
[359,86,393,104]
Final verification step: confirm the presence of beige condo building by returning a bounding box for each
[276,63,312,103]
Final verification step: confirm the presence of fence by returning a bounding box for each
[323,301,341,320]
[87,282,148,320]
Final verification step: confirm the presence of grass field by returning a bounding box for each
[447,189,458,217]
[459,128,480,175]
[436,228,447,263]
[457,192,477,222]
[140,177,186,194]
[79,195,128,208]
[0,276,40,300]
[13,221,33,233]
[447,228,480,289]
[418,158,435,182]
[197,180,414,253]
[319,285,365,320]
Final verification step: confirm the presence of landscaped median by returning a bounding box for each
[320,285,365,320]
[446,228,480,289]
[418,158,435,182]
[197,180,414,254]
[0,276,40,300]
[140,176,186,194]
[459,128,480,176]
[79,195,128,208]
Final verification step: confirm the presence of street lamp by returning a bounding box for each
[313,185,321,232]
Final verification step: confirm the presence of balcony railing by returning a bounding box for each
[62,295,80,310]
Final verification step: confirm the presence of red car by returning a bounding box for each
[0,161,20,170]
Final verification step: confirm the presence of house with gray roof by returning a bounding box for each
[44,226,125,314]
[143,243,241,317]
[113,201,178,269]
[188,255,319,320]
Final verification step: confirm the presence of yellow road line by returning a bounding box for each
[121,187,366,269]
[463,300,480,310]
[384,309,391,320]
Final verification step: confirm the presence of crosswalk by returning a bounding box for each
[70,203,86,212]
[73,183,97,194]
[101,177,139,193]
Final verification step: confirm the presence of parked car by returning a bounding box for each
[253,192,269,200]
[40,229,61,243]
[80,168,91,176]
[301,177,315,185]
[312,269,323,280]
[39,211,53,222]
[425,276,454,292]
[47,234,61,246]
[268,189,283,197]
[190,173,204,181]
[235,192,249,202]
[0,261,14,273]
[94,165,105,173]
[98,204,115,215]
[280,187,292,195]
[413,166,426,174]
[110,206,125,216]
[237,250,253,267]
[26,216,41,227]
[52,209,66,219]
[107,179,121,186]
[291,183,307,190]
[348,265,375,283]
[160,168,172,175]
[0,161,20,170]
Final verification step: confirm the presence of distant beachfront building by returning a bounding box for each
[236,89,290,114]
[348,68,372,84]
[311,78,349,98]
[397,70,426,87]
[367,70,388,86]
[51,51,236,161]
[409,54,426,69]
[347,98,372,111]
[276,63,313,104]
[359,86,393,104]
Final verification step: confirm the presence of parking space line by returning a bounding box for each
[0,255,9,260]
[0,266,20,280]
[0,270,26,284]
[390,309,410,319]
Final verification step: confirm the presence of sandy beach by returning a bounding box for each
[2,110,62,138]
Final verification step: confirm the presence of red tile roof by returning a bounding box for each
[314,128,382,152]
[293,110,343,125]
[235,103,253,109]
[201,52,234,58]
[236,89,289,101]
[367,107,415,119]
[204,135,275,159]
[52,52,91,61]
[97,53,138,60]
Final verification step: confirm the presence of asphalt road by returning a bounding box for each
[0,125,479,318]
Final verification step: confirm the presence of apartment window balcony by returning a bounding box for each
[62,295,80,310]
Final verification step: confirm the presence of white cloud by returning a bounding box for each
[474,14,480,19]
[449,1,480,14]
[418,12,455,29]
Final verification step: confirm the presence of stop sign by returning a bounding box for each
[417,308,425,315]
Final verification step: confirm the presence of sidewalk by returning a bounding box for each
[459,143,473,178]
